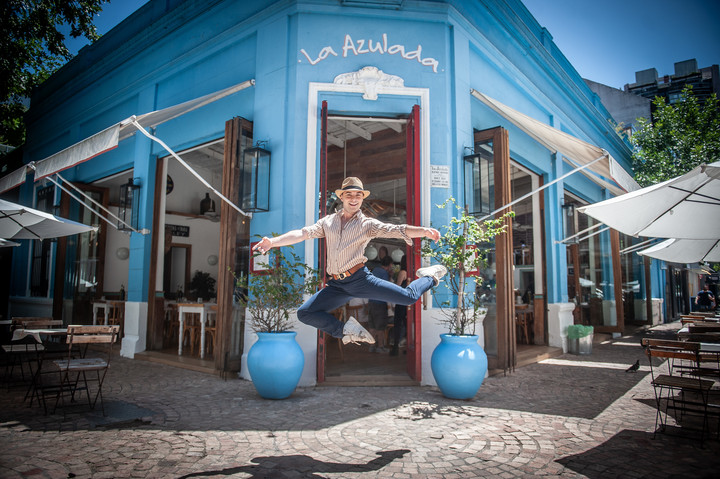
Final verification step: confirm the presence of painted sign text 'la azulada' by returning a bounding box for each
[300,33,439,72]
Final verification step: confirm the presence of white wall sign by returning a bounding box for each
[300,33,439,72]
[431,165,449,188]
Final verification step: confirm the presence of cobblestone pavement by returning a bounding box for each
[2,324,718,478]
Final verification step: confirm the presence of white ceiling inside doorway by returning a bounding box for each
[327,116,405,149]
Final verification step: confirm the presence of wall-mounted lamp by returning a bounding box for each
[562,203,577,243]
[462,148,493,216]
[119,177,140,232]
[240,141,270,213]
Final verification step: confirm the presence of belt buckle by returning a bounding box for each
[338,271,349,280]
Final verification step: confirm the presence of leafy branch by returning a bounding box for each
[421,198,512,335]
[232,236,318,333]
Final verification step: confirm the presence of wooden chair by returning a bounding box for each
[330,307,345,360]
[642,338,715,444]
[204,305,218,357]
[345,303,366,323]
[515,307,534,345]
[164,303,179,349]
[182,313,201,356]
[49,325,120,415]
[107,302,125,338]
[688,323,720,333]
[19,318,63,329]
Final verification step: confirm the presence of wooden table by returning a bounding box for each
[177,303,216,358]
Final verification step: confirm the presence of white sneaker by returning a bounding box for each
[416,264,448,286]
[342,317,375,345]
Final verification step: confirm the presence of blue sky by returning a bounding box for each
[523,0,720,89]
[69,0,720,91]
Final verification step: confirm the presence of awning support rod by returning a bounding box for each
[34,167,142,234]
[573,226,610,244]
[55,170,144,234]
[478,153,607,222]
[555,222,605,245]
[620,238,657,255]
[132,121,252,219]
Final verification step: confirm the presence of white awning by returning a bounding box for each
[471,90,639,196]
[0,164,29,194]
[32,80,255,180]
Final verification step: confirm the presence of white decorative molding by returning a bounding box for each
[333,66,405,100]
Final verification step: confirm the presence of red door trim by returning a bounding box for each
[406,104,422,381]
[316,100,329,383]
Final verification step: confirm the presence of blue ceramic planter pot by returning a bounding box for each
[431,334,488,400]
[247,331,304,399]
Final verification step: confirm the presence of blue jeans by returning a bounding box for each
[297,267,435,337]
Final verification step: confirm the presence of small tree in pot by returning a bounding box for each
[234,242,319,333]
[421,198,512,399]
[233,237,318,399]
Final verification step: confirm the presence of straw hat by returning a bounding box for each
[335,177,370,198]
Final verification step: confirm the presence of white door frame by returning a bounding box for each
[304,66,431,269]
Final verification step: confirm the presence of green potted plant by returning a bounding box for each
[421,198,512,399]
[233,238,318,399]
[188,270,216,302]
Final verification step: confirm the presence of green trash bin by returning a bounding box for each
[567,325,593,355]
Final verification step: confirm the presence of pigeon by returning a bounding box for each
[625,360,640,373]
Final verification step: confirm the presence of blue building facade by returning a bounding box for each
[2,0,663,386]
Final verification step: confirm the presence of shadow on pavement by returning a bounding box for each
[556,428,720,478]
[176,449,410,478]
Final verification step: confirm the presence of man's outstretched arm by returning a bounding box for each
[405,225,440,242]
[252,229,309,254]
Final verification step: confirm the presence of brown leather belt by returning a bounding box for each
[330,263,366,281]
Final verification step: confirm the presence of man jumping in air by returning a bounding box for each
[252,177,447,345]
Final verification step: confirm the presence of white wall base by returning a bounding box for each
[602,300,617,326]
[652,298,664,325]
[547,302,575,353]
[421,308,445,387]
[120,301,147,358]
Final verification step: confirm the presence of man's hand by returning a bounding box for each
[424,227,440,242]
[252,237,273,255]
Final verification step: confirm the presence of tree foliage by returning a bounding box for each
[631,86,720,187]
[0,0,108,147]
[421,198,512,336]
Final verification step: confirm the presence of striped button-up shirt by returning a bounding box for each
[302,210,412,275]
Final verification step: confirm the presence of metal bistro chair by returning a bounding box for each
[49,325,120,415]
[642,338,715,444]
[1,328,44,387]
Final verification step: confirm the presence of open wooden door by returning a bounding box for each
[474,127,515,374]
[406,104,422,381]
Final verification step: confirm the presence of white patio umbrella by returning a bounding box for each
[0,198,97,240]
[637,238,720,263]
[577,161,720,239]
